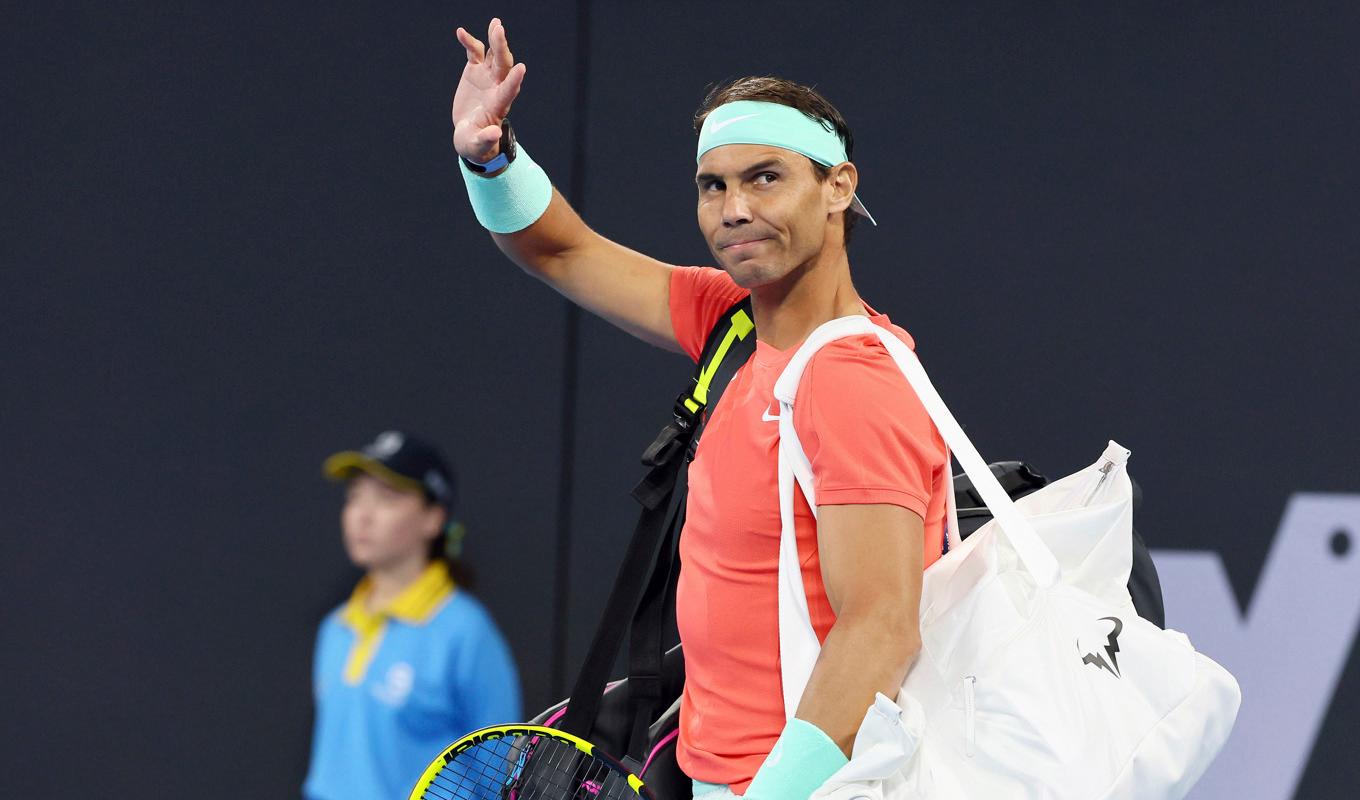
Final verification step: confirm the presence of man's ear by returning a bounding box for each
[826,162,858,215]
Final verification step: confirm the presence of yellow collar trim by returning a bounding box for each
[338,561,455,686]
[341,560,456,630]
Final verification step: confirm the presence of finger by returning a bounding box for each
[485,18,499,69]
[492,62,526,115]
[456,26,485,63]
[491,19,514,75]
[456,27,482,62]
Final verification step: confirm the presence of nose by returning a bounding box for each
[721,186,752,228]
[345,496,373,528]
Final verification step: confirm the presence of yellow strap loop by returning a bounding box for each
[684,308,754,413]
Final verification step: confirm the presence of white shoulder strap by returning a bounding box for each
[773,316,1060,718]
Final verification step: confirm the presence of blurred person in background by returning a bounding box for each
[303,430,521,800]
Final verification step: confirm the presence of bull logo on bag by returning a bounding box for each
[1077,616,1124,678]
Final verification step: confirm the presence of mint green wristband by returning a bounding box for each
[459,143,553,233]
[742,718,848,800]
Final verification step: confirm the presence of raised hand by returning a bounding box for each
[453,18,527,163]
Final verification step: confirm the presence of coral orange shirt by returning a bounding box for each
[670,266,949,793]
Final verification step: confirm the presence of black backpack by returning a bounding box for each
[531,298,1165,799]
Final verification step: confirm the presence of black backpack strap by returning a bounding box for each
[681,299,756,417]
[622,297,755,763]
[559,297,756,748]
[632,298,756,506]
[622,468,690,766]
[558,451,689,738]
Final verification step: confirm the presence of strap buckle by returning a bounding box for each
[639,392,701,468]
[671,390,702,433]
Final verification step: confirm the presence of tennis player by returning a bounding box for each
[303,430,521,800]
[452,19,948,800]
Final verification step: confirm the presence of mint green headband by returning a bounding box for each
[696,100,876,225]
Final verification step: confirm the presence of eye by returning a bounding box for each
[700,178,725,193]
[753,172,778,185]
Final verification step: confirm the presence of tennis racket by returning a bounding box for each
[409,724,654,800]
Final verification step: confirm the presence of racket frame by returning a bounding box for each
[409,723,652,800]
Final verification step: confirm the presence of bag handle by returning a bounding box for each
[772,316,1060,588]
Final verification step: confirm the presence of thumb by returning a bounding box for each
[454,115,504,161]
[475,123,502,146]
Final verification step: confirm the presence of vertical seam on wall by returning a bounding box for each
[550,0,591,700]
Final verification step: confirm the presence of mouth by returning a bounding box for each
[719,237,770,253]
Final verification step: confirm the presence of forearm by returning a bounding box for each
[794,608,920,755]
[471,165,678,349]
[489,187,595,281]
[741,609,918,799]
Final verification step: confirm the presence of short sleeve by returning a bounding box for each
[793,336,947,519]
[668,266,750,363]
[449,601,522,731]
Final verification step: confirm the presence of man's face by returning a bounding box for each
[696,144,837,289]
[340,473,443,571]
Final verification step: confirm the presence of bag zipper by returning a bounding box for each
[1082,459,1117,506]
[963,675,977,757]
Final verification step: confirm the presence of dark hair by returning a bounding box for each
[425,501,475,589]
[694,76,858,245]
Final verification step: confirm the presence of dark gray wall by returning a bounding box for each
[3,2,1357,797]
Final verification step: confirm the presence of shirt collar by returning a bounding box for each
[341,560,456,631]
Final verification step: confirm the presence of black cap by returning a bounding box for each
[322,430,456,512]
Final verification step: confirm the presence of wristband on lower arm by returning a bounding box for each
[459,143,553,233]
[742,718,848,800]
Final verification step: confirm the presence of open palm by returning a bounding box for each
[452,18,527,162]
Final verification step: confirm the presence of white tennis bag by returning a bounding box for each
[773,316,1241,800]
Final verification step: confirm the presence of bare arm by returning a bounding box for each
[453,20,679,351]
[794,503,924,755]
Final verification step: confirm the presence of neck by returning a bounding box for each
[365,554,431,612]
[750,244,864,351]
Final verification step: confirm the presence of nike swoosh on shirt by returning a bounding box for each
[762,406,780,422]
[709,113,758,133]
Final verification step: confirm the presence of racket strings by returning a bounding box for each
[420,734,638,799]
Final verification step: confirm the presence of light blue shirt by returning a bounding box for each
[303,582,521,800]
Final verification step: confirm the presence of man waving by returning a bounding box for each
[451,19,949,800]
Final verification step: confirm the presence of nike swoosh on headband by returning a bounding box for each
[708,113,759,133]
[698,100,877,225]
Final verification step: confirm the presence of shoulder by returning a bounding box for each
[668,267,750,362]
[431,592,517,679]
[313,606,350,658]
[670,265,746,301]
[800,324,915,398]
[793,321,936,435]
[426,589,503,639]
[317,604,346,634]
